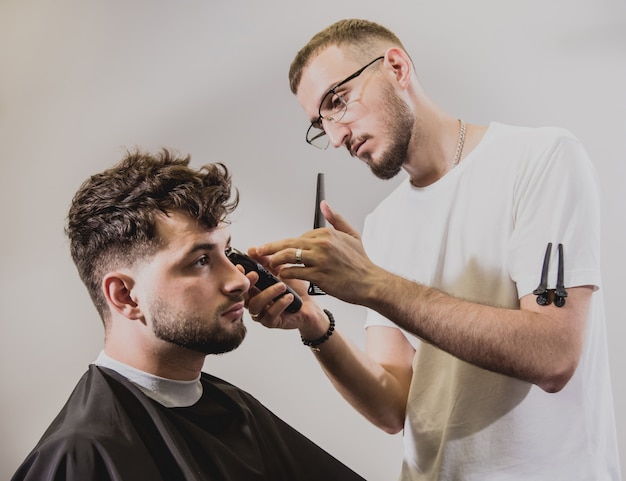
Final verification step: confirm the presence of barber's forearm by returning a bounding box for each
[363,271,587,391]
[300,324,408,434]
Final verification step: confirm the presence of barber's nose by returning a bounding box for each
[323,119,350,149]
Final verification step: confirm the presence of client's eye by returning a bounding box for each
[195,255,209,267]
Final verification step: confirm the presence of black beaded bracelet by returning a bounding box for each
[301,309,335,352]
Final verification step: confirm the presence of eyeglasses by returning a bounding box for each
[306,56,384,149]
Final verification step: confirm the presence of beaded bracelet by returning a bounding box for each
[301,309,335,352]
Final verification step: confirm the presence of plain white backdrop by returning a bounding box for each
[1,1,624,480]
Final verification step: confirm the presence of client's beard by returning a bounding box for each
[150,298,247,355]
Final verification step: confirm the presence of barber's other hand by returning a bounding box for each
[242,262,330,340]
[254,201,377,305]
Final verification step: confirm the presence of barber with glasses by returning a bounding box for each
[247,18,621,481]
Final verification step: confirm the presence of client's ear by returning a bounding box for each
[103,273,143,320]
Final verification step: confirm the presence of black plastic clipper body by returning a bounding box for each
[226,247,302,313]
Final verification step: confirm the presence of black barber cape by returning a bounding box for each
[12,365,366,481]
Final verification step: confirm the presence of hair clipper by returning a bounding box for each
[226,247,302,313]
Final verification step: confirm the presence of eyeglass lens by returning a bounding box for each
[306,123,329,149]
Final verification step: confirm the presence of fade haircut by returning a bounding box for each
[66,148,238,323]
[289,18,408,94]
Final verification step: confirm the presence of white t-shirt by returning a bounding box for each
[363,123,621,480]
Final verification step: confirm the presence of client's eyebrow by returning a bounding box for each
[185,235,232,256]
[188,243,217,254]
[182,242,219,261]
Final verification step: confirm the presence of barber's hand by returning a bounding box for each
[254,201,376,305]
[242,263,331,341]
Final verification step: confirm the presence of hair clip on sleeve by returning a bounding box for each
[554,243,567,307]
[533,243,552,306]
[532,242,567,308]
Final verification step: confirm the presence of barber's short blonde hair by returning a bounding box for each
[288,18,408,94]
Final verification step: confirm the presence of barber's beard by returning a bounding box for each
[150,298,247,355]
[363,84,414,180]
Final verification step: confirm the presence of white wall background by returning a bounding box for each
[1,1,624,480]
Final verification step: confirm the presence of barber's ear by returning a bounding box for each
[103,273,143,320]
[383,47,413,88]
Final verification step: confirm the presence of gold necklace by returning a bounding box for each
[452,119,466,166]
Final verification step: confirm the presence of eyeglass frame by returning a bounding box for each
[305,55,384,149]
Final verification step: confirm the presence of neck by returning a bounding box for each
[406,120,487,187]
[105,327,205,381]
[404,116,463,187]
